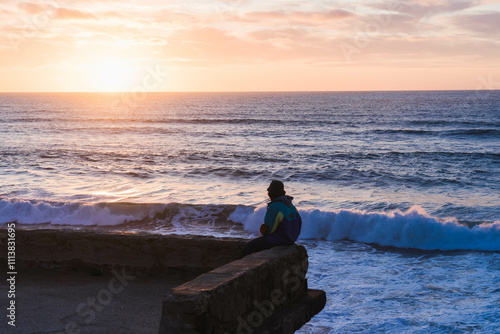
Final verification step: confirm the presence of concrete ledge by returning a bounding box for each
[253,289,327,334]
[161,245,324,334]
[0,229,326,333]
[3,229,246,276]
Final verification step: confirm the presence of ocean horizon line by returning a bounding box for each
[1,89,499,94]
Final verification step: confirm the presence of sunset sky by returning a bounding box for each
[1,0,499,92]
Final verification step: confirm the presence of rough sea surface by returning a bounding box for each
[1,91,499,333]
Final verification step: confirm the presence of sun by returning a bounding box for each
[87,58,138,92]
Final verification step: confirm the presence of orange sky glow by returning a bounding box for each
[0,0,499,92]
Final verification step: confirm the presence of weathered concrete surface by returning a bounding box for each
[0,268,192,334]
[161,245,326,334]
[0,229,326,333]
[253,289,327,334]
[0,229,246,276]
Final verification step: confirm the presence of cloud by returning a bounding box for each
[17,2,131,21]
[17,2,48,15]
[335,30,500,67]
[54,8,98,20]
[452,11,500,35]
[369,0,479,19]
[151,9,196,24]
[1,0,499,91]
[239,8,355,25]
[0,7,14,17]
[160,27,258,63]
[153,26,331,65]
[250,9,354,21]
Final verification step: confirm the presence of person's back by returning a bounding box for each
[243,180,302,256]
[263,194,302,246]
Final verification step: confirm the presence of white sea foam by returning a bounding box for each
[230,205,500,251]
[2,199,499,251]
[0,199,154,226]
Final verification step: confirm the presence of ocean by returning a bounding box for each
[1,91,499,333]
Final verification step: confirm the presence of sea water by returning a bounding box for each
[1,91,499,333]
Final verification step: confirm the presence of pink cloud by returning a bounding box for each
[55,8,98,20]
[239,8,355,25]
[151,9,195,24]
[18,3,128,21]
[369,0,478,19]
[17,2,44,15]
[452,11,500,35]
[2,0,499,76]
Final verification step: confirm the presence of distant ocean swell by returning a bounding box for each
[5,119,500,139]
[2,199,499,252]
[371,128,500,138]
[3,149,498,191]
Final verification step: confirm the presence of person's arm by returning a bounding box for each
[261,203,284,235]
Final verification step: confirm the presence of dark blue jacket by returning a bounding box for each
[263,195,302,245]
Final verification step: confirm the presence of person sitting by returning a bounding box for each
[242,180,302,256]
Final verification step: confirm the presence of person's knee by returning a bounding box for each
[242,243,252,257]
[242,237,270,256]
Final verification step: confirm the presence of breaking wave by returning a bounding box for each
[1,199,499,252]
[231,205,500,252]
[0,199,161,226]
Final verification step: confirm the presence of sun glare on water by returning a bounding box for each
[87,59,138,92]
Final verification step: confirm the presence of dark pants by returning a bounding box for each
[242,236,272,256]
[242,235,294,256]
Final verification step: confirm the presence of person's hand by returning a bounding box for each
[260,224,269,235]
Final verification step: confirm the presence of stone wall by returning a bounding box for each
[161,245,326,334]
[0,229,326,333]
[0,229,246,275]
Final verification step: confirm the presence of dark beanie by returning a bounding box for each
[267,180,285,197]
